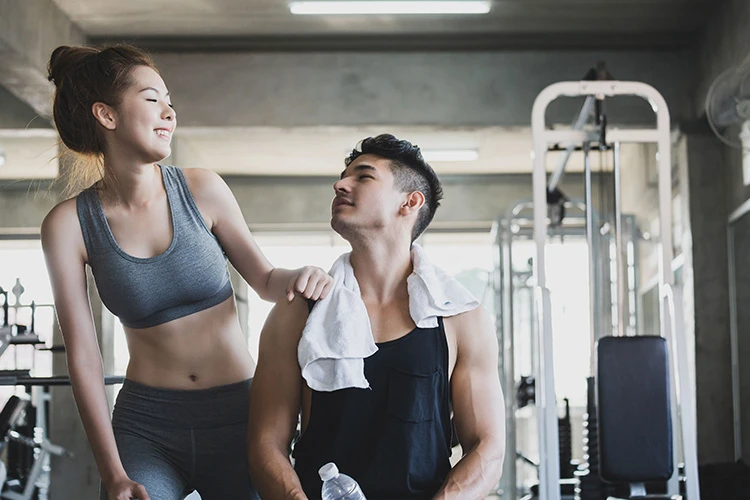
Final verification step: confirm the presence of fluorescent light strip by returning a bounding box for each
[422,149,479,162]
[290,1,491,15]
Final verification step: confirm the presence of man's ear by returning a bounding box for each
[92,102,118,131]
[400,191,426,216]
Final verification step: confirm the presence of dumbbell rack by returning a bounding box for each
[0,282,124,499]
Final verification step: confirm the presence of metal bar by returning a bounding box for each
[0,376,125,387]
[607,129,662,143]
[494,221,517,499]
[548,95,596,192]
[626,215,639,336]
[613,142,625,337]
[531,86,561,500]
[541,130,598,145]
[643,82,682,499]
[630,483,647,497]
[665,284,700,498]
[539,128,662,146]
[728,224,743,460]
[584,143,598,375]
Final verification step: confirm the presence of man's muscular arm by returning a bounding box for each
[435,306,505,500]
[248,297,310,500]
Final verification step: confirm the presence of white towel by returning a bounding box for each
[298,244,479,392]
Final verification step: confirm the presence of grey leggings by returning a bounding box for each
[101,378,260,500]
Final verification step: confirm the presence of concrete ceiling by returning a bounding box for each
[0,1,699,179]
[54,0,712,50]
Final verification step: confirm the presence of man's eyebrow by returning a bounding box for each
[339,164,377,179]
[139,87,170,97]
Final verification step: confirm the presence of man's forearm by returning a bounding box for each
[433,440,504,500]
[250,445,308,500]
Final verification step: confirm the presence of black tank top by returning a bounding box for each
[293,317,452,500]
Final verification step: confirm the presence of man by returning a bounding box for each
[248,134,505,500]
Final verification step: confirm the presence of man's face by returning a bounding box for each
[331,154,407,240]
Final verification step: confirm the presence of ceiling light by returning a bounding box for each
[421,149,479,162]
[290,1,491,15]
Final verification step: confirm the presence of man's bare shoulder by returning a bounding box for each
[443,305,496,348]
[260,296,312,349]
[444,305,492,331]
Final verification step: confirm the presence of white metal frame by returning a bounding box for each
[531,81,700,500]
[495,199,591,499]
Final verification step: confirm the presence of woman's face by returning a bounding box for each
[107,65,176,163]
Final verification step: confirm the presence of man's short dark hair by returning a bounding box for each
[346,134,443,242]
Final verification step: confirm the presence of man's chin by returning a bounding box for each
[330,217,353,241]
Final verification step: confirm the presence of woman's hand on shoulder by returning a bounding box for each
[286,266,334,302]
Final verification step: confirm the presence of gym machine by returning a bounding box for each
[495,195,641,500]
[527,80,700,500]
[0,279,123,499]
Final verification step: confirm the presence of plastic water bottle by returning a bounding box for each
[319,462,367,500]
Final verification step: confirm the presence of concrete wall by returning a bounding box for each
[687,0,750,463]
[0,0,85,118]
[693,0,750,214]
[154,50,693,129]
[0,87,50,129]
[684,131,734,463]
[0,180,58,227]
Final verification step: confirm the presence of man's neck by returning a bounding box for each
[349,238,412,305]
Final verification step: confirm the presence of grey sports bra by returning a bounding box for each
[76,165,233,329]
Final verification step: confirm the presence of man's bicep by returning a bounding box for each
[249,299,308,449]
[450,308,505,450]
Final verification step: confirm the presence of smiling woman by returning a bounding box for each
[39,43,333,500]
[48,45,165,195]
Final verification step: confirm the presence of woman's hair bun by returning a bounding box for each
[47,45,97,87]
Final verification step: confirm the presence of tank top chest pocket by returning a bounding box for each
[386,367,439,423]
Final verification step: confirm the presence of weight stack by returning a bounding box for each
[559,398,574,479]
[577,377,605,500]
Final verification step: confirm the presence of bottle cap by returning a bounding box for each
[319,462,339,482]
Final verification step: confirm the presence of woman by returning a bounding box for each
[40,44,332,500]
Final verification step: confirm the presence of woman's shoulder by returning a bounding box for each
[43,196,80,226]
[41,196,84,248]
[172,166,221,189]
[175,167,232,204]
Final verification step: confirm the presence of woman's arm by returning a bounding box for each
[183,169,333,302]
[41,201,149,500]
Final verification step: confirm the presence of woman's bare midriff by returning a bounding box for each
[123,296,255,390]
